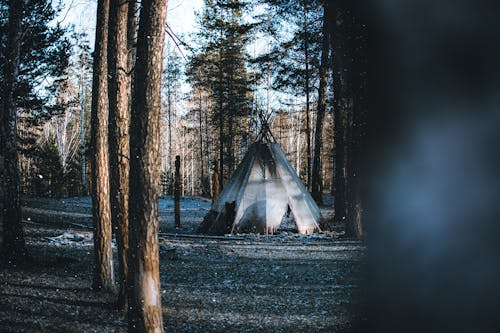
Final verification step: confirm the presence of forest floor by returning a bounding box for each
[0,196,366,333]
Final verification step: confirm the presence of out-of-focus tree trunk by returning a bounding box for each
[108,0,131,310]
[90,0,114,291]
[1,0,27,262]
[127,0,168,331]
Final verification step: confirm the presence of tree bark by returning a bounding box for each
[174,155,181,227]
[198,93,205,196]
[345,0,367,240]
[304,4,312,191]
[331,0,366,240]
[108,0,131,310]
[311,1,331,204]
[1,0,27,262]
[90,0,115,291]
[127,0,168,331]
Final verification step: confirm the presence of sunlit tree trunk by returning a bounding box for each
[108,0,131,310]
[91,0,114,291]
[1,0,27,262]
[127,0,168,331]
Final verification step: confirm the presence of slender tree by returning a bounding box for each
[90,0,114,291]
[311,0,331,204]
[108,0,131,309]
[187,0,253,188]
[332,0,350,235]
[1,0,27,262]
[255,0,322,188]
[162,43,181,194]
[127,0,168,330]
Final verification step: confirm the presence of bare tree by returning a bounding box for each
[127,0,168,330]
[90,0,114,291]
[1,0,27,262]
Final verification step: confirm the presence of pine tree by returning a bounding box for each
[187,0,253,187]
[1,0,27,262]
[331,0,367,239]
[108,0,132,309]
[90,0,114,292]
[127,0,168,330]
[0,0,71,201]
[254,0,323,189]
[161,43,182,195]
[311,0,332,204]
[0,0,71,119]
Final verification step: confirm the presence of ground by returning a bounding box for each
[0,196,366,332]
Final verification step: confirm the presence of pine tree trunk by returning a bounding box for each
[311,1,331,204]
[198,94,207,196]
[90,0,115,291]
[204,106,211,197]
[108,0,130,310]
[127,0,168,331]
[331,0,366,240]
[1,0,27,262]
[218,27,224,189]
[345,0,367,240]
[304,2,312,190]
[174,156,181,227]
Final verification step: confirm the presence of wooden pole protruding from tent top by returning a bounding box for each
[174,155,181,227]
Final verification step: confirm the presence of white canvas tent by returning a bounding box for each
[198,139,322,235]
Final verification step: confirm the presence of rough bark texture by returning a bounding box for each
[1,0,27,262]
[90,0,115,291]
[108,0,131,310]
[127,0,168,331]
[311,1,331,205]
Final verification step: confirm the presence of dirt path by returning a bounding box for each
[0,197,365,332]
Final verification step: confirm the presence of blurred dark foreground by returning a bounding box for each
[364,0,500,332]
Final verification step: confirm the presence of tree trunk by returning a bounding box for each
[304,5,311,191]
[331,0,366,240]
[174,155,181,227]
[108,0,131,310]
[198,92,207,197]
[311,1,331,204]
[127,0,168,331]
[91,0,115,291]
[204,104,211,197]
[218,27,224,189]
[345,0,367,240]
[80,61,87,195]
[1,0,27,262]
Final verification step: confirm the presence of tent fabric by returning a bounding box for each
[198,141,322,235]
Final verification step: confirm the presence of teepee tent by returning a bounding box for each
[198,131,322,235]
